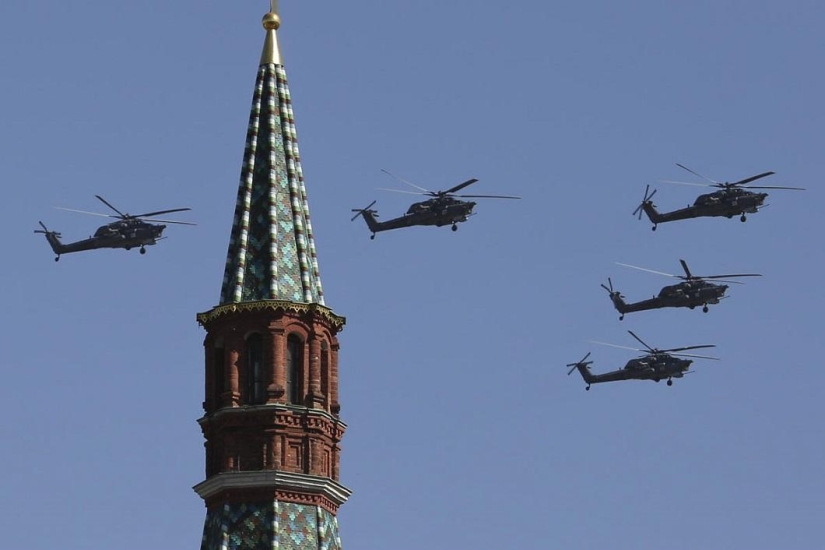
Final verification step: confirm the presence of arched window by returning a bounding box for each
[246,333,265,404]
[320,340,329,406]
[286,335,304,405]
[213,339,226,407]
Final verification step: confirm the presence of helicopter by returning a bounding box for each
[634,163,805,230]
[35,195,194,261]
[351,170,520,239]
[566,331,718,390]
[602,259,761,320]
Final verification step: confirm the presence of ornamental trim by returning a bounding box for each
[197,300,345,330]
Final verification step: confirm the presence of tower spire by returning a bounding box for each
[197,6,348,550]
[219,1,324,306]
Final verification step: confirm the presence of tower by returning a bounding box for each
[194,7,349,549]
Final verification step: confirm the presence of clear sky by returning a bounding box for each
[2,1,824,549]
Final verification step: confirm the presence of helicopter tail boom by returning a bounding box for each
[572,362,595,385]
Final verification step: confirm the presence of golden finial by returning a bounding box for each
[260,0,282,65]
[262,12,281,30]
[263,0,280,29]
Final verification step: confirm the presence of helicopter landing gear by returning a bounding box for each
[54,255,60,262]
[585,385,591,391]
[703,304,709,313]
[451,224,458,232]
[667,379,673,386]
[370,234,375,240]
[140,246,146,255]
[740,214,747,222]
[651,225,657,231]
[619,314,624,321]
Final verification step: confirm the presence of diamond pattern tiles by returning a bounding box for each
[220,61,325,306]
[200,502,342,550]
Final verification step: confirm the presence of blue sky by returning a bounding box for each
[2,1,824,549]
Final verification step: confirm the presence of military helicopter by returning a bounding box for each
[634,163,805,230]
[566,331,718,390]
[351,170,520,239]
[602,259,761,320]
[35,195,194,261]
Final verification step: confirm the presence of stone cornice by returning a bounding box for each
[193,471,352,507]
[197,300,346,331]
[197,403,347,433]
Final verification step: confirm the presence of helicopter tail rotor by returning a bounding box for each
[632,185,657,220]
[600,277,623,298]
[34,221,61,238]
[350,200,378,222]
[34,221,67,259]
[566,352,593,376]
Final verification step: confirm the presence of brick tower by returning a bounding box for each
[194,6,349,549]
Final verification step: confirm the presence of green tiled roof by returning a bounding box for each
[220,15,325,306]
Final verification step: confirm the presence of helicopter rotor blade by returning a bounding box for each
[140,218,197,226]
[660,344,716,354]
[616,262,677,278]
[590,340,643,353]
[679,259,693,279]
[633,185,657,219]
[627,330,655,353]
[675,163,718,184]
[54,207,118,218]
[380,169,432,193]
[95,195,127,218]
[350,200,377,221]
[134,207,192,218]
[376,187,428,196]
[733,171,775,185]
[669,351,720,360]
[698,273,762,280]
[742,185,806,191]
[566,352,592,375]
[443,178,479,195]
[451,194,521,199]
[704,279,745,285]
[600,277,620,295]
[659,179,714,187]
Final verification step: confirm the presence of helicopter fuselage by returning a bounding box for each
[657,280,727,305]
[571,354,694,388]
[608,280,729,317]
[691,188,768,213]
[641,188,769,228]
[404,197,476,224]
[356,197,477,238]
[36,195,191,261]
